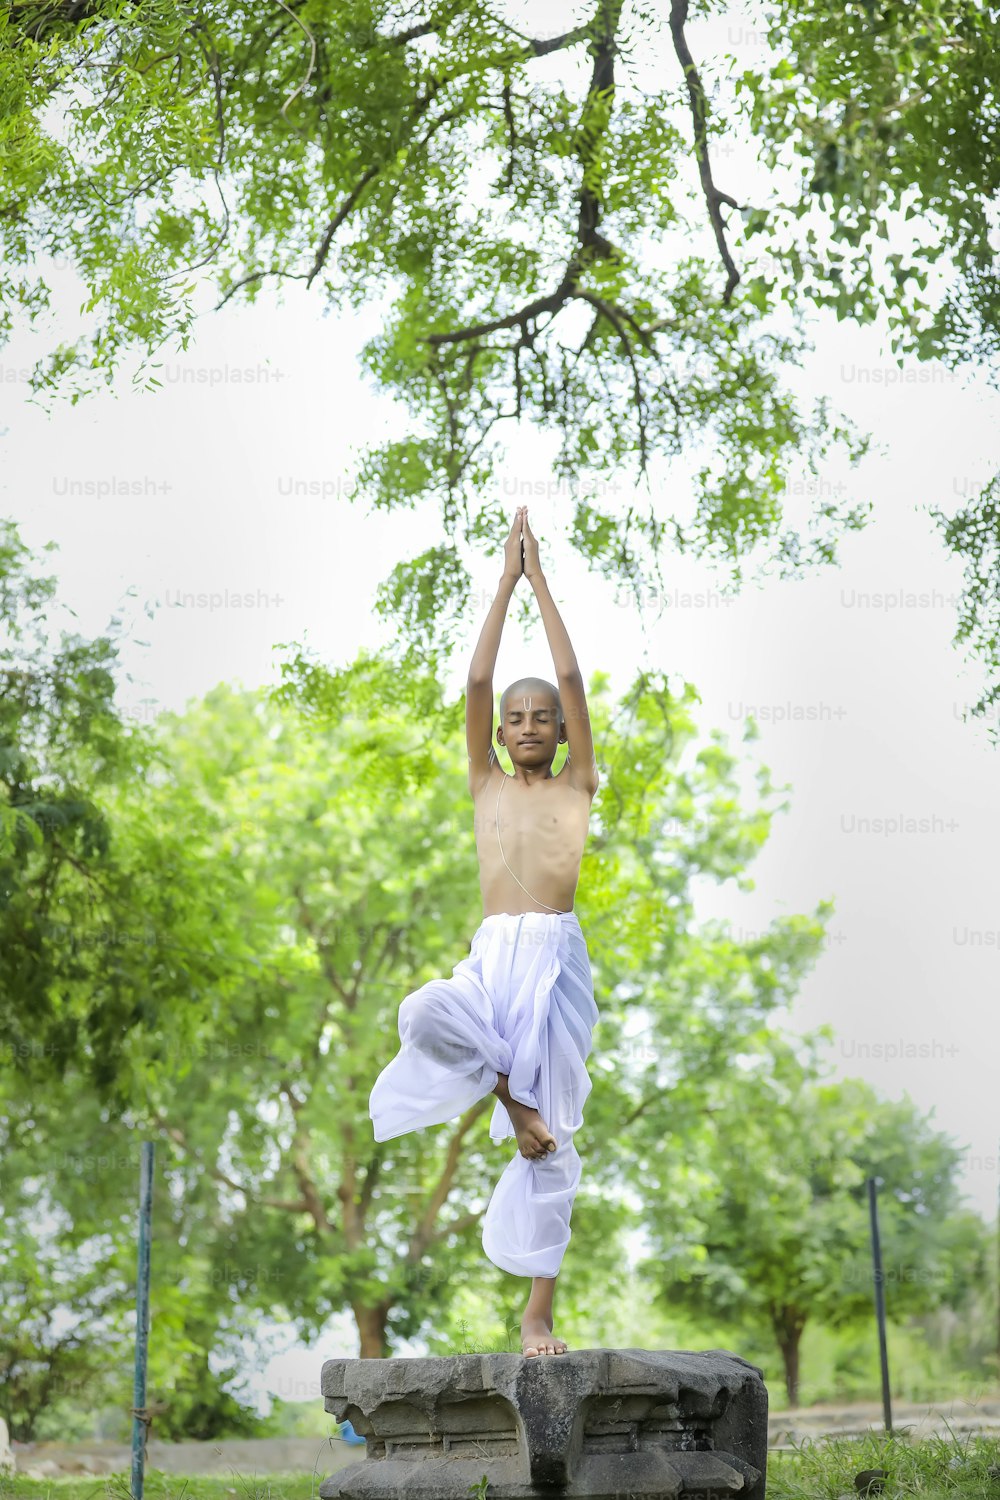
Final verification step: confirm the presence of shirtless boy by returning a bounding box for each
[369,506,600,1358]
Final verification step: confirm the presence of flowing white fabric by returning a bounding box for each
[369,911,599,1278]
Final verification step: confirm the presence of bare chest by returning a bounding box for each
[472,770,590,853]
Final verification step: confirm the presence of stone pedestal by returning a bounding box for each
[319,1348,768,1499]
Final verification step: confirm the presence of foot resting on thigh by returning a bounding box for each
[505,1098,558,1161]
[521,1314,568,1357]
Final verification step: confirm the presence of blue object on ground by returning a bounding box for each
[336,1420,366,1445]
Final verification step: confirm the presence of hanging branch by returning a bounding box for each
[668,0,744,303]
[578,290,650,468]
[272,0,317,116]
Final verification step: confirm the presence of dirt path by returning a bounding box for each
[767,1395,1000,1449]
[12,1398,1000,1477]
[11,1437,351,1482]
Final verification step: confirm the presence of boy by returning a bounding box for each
[369,506,600,1358]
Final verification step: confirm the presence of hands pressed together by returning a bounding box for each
[503,505,543,584]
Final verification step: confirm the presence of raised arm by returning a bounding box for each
[466,508,525,797]
[521,509,600,798]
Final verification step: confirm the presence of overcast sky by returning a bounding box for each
[4,2,997,1391]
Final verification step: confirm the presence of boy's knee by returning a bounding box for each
[402,990,471,1066]
[400,991,435,1047]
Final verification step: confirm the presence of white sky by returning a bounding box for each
[3,1,997,1395]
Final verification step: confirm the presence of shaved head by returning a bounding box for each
[499,677,562,724]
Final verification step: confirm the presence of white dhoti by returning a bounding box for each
[369,910,599,1279]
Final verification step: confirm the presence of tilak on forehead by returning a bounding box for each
[499,679,561,719]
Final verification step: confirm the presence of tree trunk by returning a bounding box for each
[772,1308,806,1407]
[354,1302,390,1359]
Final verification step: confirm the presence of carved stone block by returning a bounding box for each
[319,1348,768,1498]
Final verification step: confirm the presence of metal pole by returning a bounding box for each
[866,1175,893,1436]
[131,1142,155,1500]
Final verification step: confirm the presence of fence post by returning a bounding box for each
[131,1142,155,1500]
[866,1174,893,1436]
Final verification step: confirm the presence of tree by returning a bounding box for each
[0,520,252,1102]
[3,2,999,717]
[3,643,840,1361]
[0,1212,127,1441]
[641,1066,981,1405]
[6,529,980,1397]
[0,1066,275,1440]
[0,517,137,1088]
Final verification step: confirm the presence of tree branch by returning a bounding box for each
[357,1153,381,1219]
[621,1093,721,1129]
[290,1129,333,1233]
[405,1095,493,1262]
[272,0,316,117]
[303,80,451,291]
[573,0,625,267]
[577,290,650,469]
[382,19,439,44]
[492,21,594,58]
[427,1207,484,1244]
[294,883,355,1006]
[422,1,627,368]
[668,0,743,304]
[306,162,385,288]
[501,72,516,191]
[427,276,577,346]
[214,266,310,311]
[151,1115,310,1213]
[233,5,616,357]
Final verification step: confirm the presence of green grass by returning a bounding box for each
[768,1429,1000,1499]
[0,1470,327,1500]
[4,1430,1000,1500]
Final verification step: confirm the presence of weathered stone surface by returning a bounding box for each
[319,1348,768,1499]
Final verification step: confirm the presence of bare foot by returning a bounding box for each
[520,1315,568,1357]
[505,1098,558,1161]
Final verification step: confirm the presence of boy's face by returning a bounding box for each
[497,689,566,767]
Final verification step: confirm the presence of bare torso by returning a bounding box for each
[471,758,595,916]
